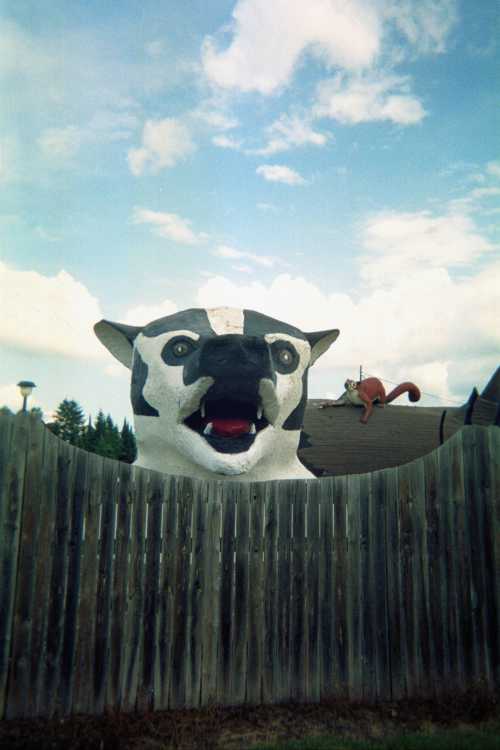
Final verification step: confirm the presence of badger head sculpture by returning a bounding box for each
[95,307,339,481]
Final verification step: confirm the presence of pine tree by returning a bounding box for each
[80,415,97,453]
[119,419,137,463]
[50,399,85,445]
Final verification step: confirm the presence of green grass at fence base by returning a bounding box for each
[250,722,500,750]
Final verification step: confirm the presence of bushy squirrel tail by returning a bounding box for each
[386,382,421,403]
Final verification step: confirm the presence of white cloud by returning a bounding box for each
[192,107,239,131]
[38,126,84,159]
[256,164,307,185]
[212,134,243,150]
[38,111,139,162]
[0,262,104,359]
[123,299,178,325]
[212,244,276,267]
[359,210,496,286]
[253,114,328,155]
[132,207,207,245]
[202,0,381,94]
[314,73,426,125]
[385,0,458,55]
[127,118,195,175]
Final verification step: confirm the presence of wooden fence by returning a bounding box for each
[0,412,499,719]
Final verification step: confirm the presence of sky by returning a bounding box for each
[1,0,499,424]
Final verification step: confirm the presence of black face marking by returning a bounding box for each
[243,309,307,341]
[282,369,308,431]
[142,308,215,338]
[131,350,159,417]
[183,334,276,387]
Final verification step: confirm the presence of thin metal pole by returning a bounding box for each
[22,395,27,412]
[359,365,363,382]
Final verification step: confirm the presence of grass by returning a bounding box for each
[249,722,500,750]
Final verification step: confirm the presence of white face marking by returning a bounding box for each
[206,307,244,336]
[264,332,311,428]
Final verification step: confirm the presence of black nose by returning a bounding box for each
[199,335,273,380]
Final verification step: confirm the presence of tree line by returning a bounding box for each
[0,398,137,463]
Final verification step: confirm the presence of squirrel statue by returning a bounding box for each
[320,377,421,424]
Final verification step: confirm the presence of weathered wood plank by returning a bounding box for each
[332,475,348,698]
[306,480,320,703]
[276,482,291,702]
[397,462,414,698]
[186,480,205,708]
[423,447,443,695]
[40,438,76,717]
[371,470,391,700]
[319,478,334,700]
[346,473,363,701]
[200,480,222,705]
[247,481,265,704]
[29,428,60,716]
[58,448,88,715]
[156,475,177,710]
[384,465,406,700]
[137,470,163,712]
[107,461,133,710]
[121,466,147,712]
[6,417,46,718]
[0,413,31,719]
[217,485,235,705]
[262,481,278,703]
[359,472,376,701]
[486,427,500,687]
[169,476,193,709]
[93,457,119,713]
[72,452,104,714]
[290,480,307,702]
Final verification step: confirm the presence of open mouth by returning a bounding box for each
[184,396,269,454]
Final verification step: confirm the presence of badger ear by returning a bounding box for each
[94,320,142,369]
[305,329,339,366]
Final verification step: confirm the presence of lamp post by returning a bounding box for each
[17,381,36,412]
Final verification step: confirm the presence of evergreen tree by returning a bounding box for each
[80,415,97,453]
[0,406,14,417]
[30,407,44,420]
[119,419,137,463]
[50,399,85,445]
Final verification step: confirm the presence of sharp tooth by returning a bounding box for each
[257,405,263,420]
[203,422,213,435]
[200,399,206,419]
[250,423,256,435]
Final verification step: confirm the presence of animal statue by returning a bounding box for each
[321,376,420,424]
[95,307,339,481]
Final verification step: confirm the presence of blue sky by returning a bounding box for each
[1,0,499,423]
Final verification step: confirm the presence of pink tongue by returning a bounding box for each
[212,418,251,437]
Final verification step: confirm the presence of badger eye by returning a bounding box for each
[271,341,299,373]
[172,340,192,357]
[278,349,293,365]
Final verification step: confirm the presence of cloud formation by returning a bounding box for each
[253,114,328,155]
[256,164,307,185]
[128,118,195,175]
[0,262,104,359]
[212,244,276,267]
[132,207,207,245]
[314,73,426,124]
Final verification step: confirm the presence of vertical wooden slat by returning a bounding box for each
[359,472,375,701]
[200,480,222,705]
[247,481,265,704]
[423,447,443,695]
[40,439,76,717]
[306,480,320,703]
[486,427,500,687]
[346,473,363,701]
[58,448,88,714]
[137,470,164,711]
[107,461,133,709]
[156,475,177,710]
[384,466,405,700]
[5,417,45,718]
[276,482,292,702]
[186,480,205,708]
[0,414,31,719]
[169,476,193,708]
[262,481,278,703]
[93,457,119,713]
[319,478,334,700]
[72,452,103,714]
[29,428,59,716]
[371,470,391,700]
[290,479,307,702]
[218,486,236,705]
[121,466,147,711]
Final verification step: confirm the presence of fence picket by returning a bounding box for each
[247,481,266,704]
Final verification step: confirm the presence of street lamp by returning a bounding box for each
[17,381,36,412]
